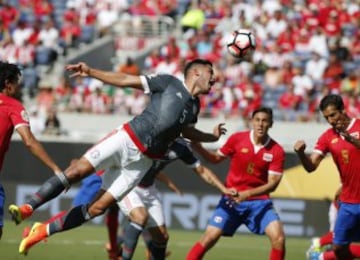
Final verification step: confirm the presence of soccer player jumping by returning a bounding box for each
[8,59,229,256]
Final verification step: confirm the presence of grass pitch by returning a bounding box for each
[0,220,310,259]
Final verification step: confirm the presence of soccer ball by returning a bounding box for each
[226,29,256,59]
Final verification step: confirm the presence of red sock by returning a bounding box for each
[106,209,119,252]
[350,244,360,258]
[44,211,66,224]
[323,250,336,260]
[187,242,207,260]
[320,232,333,247]
[270,248,285,260]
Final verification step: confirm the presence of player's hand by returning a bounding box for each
[65,62,91,78]
[293,140,306,153]
[213,123,227,140]
[224,188,238,198]
[233,190,250,203]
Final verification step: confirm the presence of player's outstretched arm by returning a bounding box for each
[193,164,235,196]
[190,141,224,164]
[156,172,183,196]
[293,140,322,172]
[16,126,61,174]
[182,123,226,143]
[65,62,144,90]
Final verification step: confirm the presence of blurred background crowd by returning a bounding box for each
[1,0,360,134]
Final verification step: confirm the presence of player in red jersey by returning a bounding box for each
[0,61,61,238]
[187,107,286,260]
[294,94,360,260]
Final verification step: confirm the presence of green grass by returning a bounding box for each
[0,220,310,259]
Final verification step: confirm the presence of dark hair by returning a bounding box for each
[183,59,213,78]
[319,94,344,111]
[252,106,273,121]
[0,61,21,91]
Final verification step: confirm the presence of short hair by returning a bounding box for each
[252,106,273,122]
[0,61,21,91]
[319,94,344,111]
[183,59,213,78]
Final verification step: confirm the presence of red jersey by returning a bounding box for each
[314,118,360,203]
[219,131,285,200]
[0,94,29,170]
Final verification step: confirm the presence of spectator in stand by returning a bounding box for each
[305,51,328,88]
[278,83,303,121]
[97,2,119,37]
[340,70,360,96]
[265,9,287,40]
[322,53,345,94]
[180,1,206,37]
[83,87,111,114]
[118,57,140,76]
[0,3,19,29]
[0,19,11,48]
[36,81,56,118]
[33,0,53,23]
[37,18,60,65]
[43,108,61,136]
[11,20,33,48]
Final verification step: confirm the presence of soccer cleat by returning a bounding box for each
[105,242,122,260]
[8,204,33,225]
[306,237,321,259]
[19,222,48,255]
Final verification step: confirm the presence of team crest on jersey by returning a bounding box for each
[331,138,339,144]
[90,149,100,159]
[241,148,249,153]
[214,216,223,223]
[263,153,273,162]
[21,110,29,122]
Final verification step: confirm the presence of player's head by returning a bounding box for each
[251,107,273,138]
[319,94,349,131]
[184,59,214,94]
[0,61,22,99]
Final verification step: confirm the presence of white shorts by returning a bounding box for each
[118,184,164,228]
[84,127,152,201]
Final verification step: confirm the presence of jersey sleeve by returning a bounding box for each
[219,133,238,157]
[173,140,200,168]
[269,144,285,175]
[11,104,30,129]
[313,131,329,156]
[141,74,174,93]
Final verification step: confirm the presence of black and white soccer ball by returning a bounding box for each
[226,29,256,59]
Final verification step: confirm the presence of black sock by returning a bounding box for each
[27,173,69,210]
[122,222,143,260]
[48,204,90,235]
[150,241,168,260]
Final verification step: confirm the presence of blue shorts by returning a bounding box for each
[333,202,360,245]
[0,184,5,227]
[72,174,102,207]
[208,196,280,236]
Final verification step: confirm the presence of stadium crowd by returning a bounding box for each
[1,0,360,131]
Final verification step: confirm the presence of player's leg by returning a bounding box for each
[332,203,356,259]
[0,184,5,239]
[146,187,169,260]
[187,196,238,260]
[119,189,149,260]
[105,203,120,260]
[9,157,93,225]
[264,220,286,260]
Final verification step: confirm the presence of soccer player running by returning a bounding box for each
[118,137,236,260]
[9,59,227,255]
[294,94,360,260]
[0,61,61,239]
[187,107,286,260]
